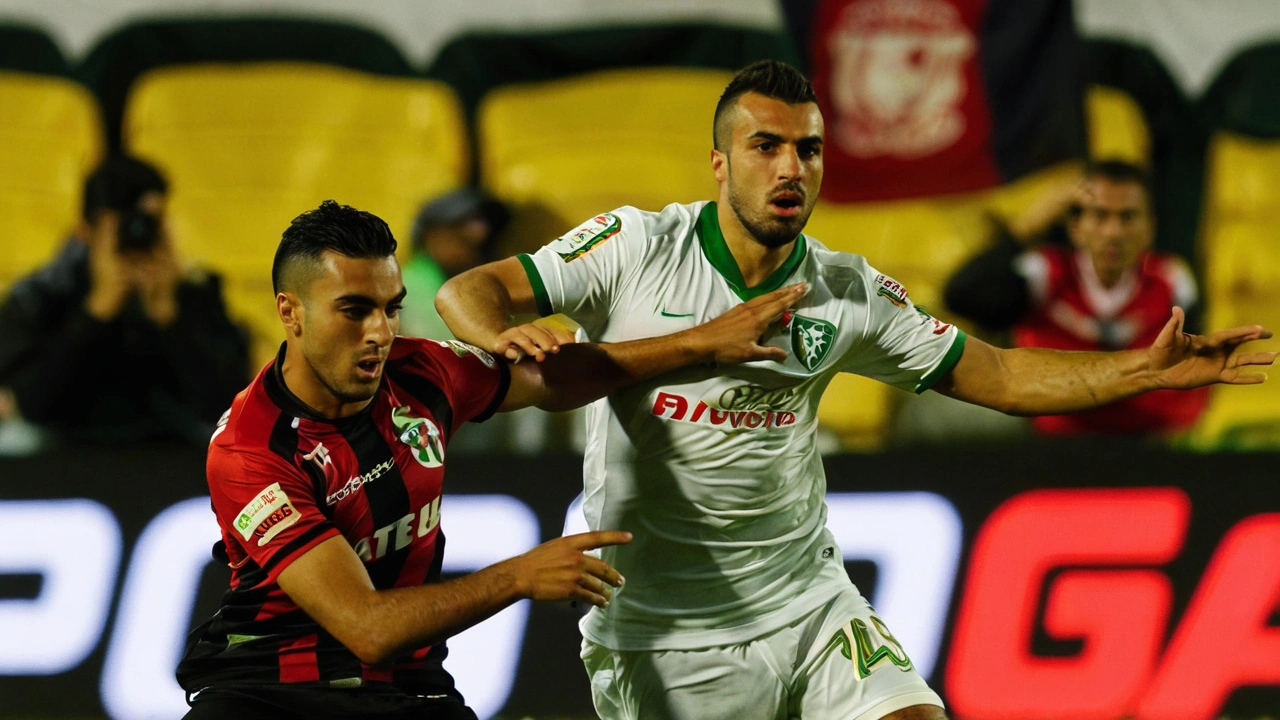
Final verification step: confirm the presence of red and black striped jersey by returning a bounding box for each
[1015,246,1209,434]
[177,336,509,694]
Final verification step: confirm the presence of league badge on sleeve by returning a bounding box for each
[550,213,621,262]
[234,482,301,546]
[874,274,908,308]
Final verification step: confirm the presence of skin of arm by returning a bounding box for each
[933,307,1275,415]
[278,529,629,666]
[436,257,806,413]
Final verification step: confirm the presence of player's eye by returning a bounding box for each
[387,304,403,317]
[341,307,369,320]
[756,141,775,153]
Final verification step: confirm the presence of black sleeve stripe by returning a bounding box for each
[384,363,455,439]
[261,523,337,576]
[471,361,511,424]
[267,410,299,465]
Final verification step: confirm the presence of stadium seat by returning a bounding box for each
[0,27,102,293]
[478,67,729,249]
[124,63,468,367]
[1190,133,1280,448]
[1085,85,1150,165]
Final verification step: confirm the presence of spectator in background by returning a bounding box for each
[400,188,509,339]
[0,155,249,446]
[944,159,1209,435]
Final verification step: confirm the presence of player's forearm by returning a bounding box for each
[533,331,711,412]
[989,346,1161,415]
[435,266,524,348]
[352,560,526,665]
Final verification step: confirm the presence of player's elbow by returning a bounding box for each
[434,277,464,325]
[342,623,401,666]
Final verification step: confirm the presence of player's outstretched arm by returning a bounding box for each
[933,307,1276,415]
[277,530,629,666]
[498,283,806,412]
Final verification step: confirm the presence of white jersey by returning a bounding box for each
[521,201,966,651]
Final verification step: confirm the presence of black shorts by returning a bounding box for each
[182,685,478,720]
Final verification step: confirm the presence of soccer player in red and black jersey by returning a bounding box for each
[176,201,804,719]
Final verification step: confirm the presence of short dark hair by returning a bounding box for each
[82,155,168,221]
[713,60,817,151]
[1077,159,1154,215]
[272,200,398,294]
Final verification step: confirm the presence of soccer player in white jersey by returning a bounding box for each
[436,61,1275,720]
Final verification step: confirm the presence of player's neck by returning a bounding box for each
[716,201,797,288]
[279,345,373,420]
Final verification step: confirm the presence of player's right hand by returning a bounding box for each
[493,321,578,363]
[510,530,631,607]
[686,283,808,365]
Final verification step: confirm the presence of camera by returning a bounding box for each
[117,209,160,251]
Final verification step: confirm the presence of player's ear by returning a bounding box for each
[712,149,728,184]
[278,292,304,337]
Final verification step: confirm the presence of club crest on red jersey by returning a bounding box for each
[393,406,445,468]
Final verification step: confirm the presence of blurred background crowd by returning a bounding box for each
[2,0,1279,457]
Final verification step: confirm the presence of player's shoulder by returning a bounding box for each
[386,335,500,378]
[209,367,277,453]
[1143,251,1198,304]
[802,235,883,301]
[606,201,705,241]
[1144,250,1195,282]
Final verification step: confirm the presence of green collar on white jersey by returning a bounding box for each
[697,202,808,302]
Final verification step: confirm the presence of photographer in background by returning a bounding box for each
[0,155,249,447]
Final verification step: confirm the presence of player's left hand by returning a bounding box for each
[1149,306,1276,389]
[493,318,578,363]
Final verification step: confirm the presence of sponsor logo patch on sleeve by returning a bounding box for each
[874,273,909,308]
[548,213,621,262]
[234,482,301,546]
[436,340,497,369]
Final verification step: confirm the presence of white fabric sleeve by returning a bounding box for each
[1013,249,1052,307]
[840,265,968,394]
[1160,255,1199,309]
[517,207,647,333]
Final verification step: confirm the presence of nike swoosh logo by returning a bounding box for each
[660,310,695,318]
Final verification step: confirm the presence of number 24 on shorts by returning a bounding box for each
[826,615,914,679]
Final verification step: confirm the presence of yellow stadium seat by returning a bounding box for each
[1190,133,1280,448]
[478,68,729,251]
[1085,85,1150,166]
[124,63,468,367]
[0,71,102,291]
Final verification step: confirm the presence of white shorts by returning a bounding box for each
[581,585,944,720]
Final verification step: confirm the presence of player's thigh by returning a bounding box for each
[793,590,945,720]
[583,638,788,720]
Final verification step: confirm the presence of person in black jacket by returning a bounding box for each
[0,155,249,446]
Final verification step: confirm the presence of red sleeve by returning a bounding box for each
[388,337,511,435]
[207,447,340,586]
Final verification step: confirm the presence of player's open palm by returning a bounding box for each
[510,530,630,608]
[1149,306,1276,389]
[691,283,808,365]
